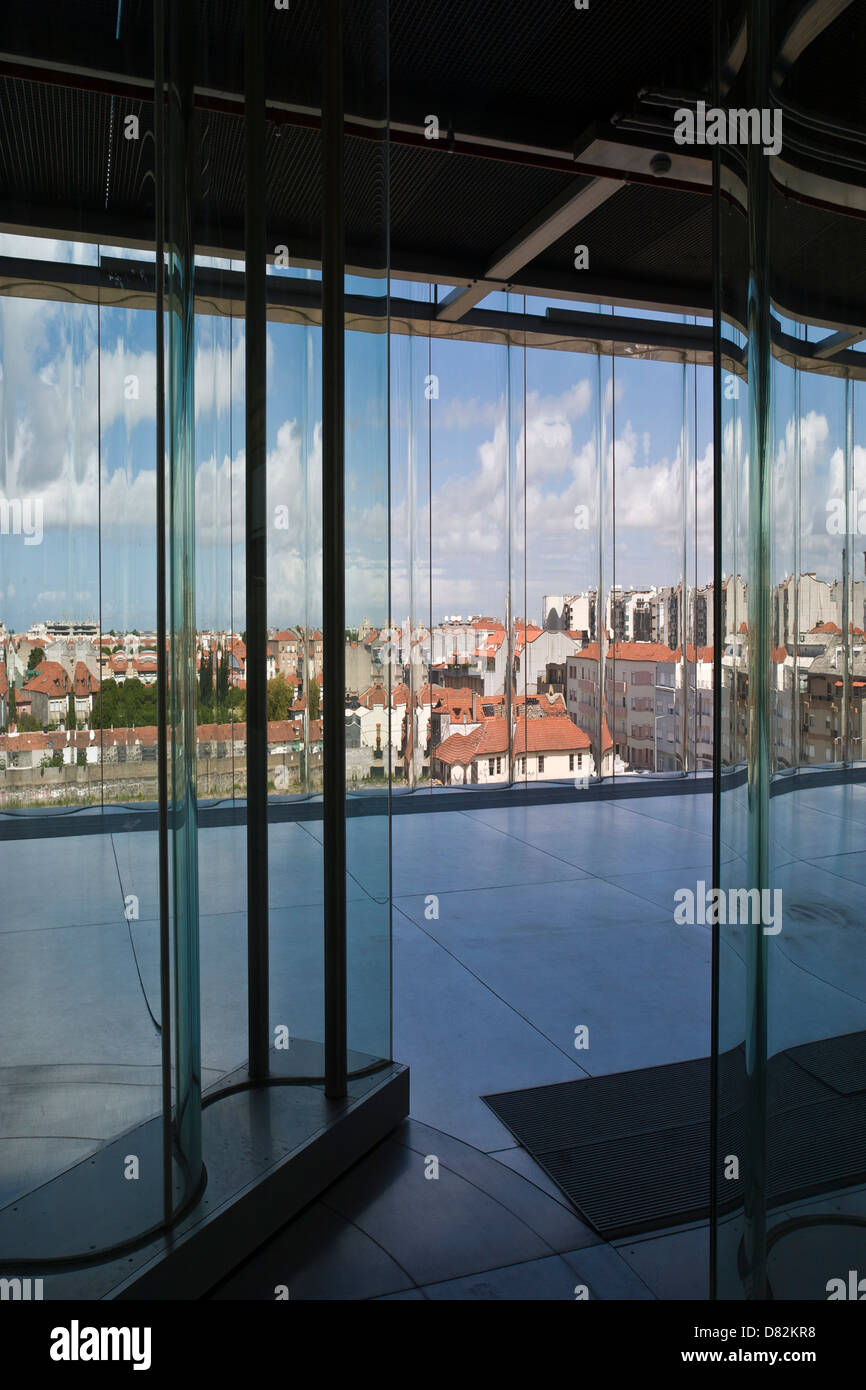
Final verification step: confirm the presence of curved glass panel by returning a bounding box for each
[714,0,866,1301]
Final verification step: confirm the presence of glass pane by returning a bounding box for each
[344,0,391,1068]
[714,0,866,1300]
[0,0,171,1260]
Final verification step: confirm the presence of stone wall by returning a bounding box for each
[0,754,324,808]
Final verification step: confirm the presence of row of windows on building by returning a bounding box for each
[488,753,586,775]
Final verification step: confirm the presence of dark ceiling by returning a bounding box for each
[0,1,864,340]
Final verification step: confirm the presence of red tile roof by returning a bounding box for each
[359,682,389,707]
[571,641,679,663]
[73,661,98,697]
[435,712,590,763]
[24,661,69,696]
[510,719,590,754]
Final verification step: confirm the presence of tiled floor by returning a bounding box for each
[3,781,866,1297]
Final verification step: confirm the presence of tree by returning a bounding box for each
[92,678,120,730]
[66,692,77,731]
[216,648,229,703]
[90,677,157,730]
[28,646,45,671]
[199,649,213,706]
[227,687,246,721]
[8,684,16,723]
[267,674,293,721]
[309,677,320,721]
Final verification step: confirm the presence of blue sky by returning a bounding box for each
[0,236,858,634]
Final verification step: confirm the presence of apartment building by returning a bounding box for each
[567,641,713,773]
[801,632,866,764]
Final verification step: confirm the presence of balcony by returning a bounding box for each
[6,777,864,1299]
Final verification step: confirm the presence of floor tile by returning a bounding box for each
[393,1118,599,1253]
[417,1252,585,1300]
[323,1136,553,1286]
[209,1199,416,1301]
[394,911,580,1151]
[561,1242,657,1300]
[615,1223,710,1299]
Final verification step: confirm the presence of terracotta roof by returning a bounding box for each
[359,682,389,707]
[73,661,98,697]
[570,641,678,663]
[434,723,494,766]
[1,730,57,752]
[513,719,590,754]
[485,692,568,717]
[265,719,305,741]
[23,661,69,696]
[673,643,715,663]
[435,713,589,764]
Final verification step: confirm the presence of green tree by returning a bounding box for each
[309,677,320,721]
[28,646,45,672]
[199,649,213,706]
[119,677,156,728]
[92,678,120,729]
[66,692,77,731]
[222,687,246,723]
[216,648,229,703]
[8,683,16,723]
[267,674,293,721]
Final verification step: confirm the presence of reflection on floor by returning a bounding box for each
[3,781,866,1297]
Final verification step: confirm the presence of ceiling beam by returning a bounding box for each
[812,326,866,358]
[436,175,624,323]
[6,255,866,382]
[773,0,855,87]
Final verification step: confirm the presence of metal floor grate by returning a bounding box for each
[483,1033,866,1240]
